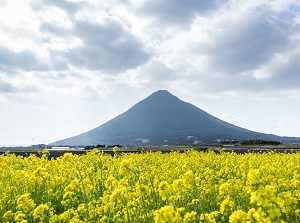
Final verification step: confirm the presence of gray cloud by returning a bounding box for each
[0,80,14,93]
[202,14,291,75]
[269,53,300,89]
[34,0,151,74]
[0,5,150,75]
[3,0,300,145]
[30,0,80,16]
[40,22,72,37]
[2,0,300,97]
[63,19,150,73]
[139,0,223,27]
[0,46,44,72]
[0,46,68,73]
[0,75,40,94]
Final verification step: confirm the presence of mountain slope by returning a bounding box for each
[51,90,286,146]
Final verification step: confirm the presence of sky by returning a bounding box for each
[1,0,300,146]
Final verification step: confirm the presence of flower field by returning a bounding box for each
[0,149,300,223]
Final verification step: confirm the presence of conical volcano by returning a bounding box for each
[51,90,284,146]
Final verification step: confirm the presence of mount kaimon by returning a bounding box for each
[51,90,298,146]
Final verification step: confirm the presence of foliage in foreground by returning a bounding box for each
[0,149,300,222]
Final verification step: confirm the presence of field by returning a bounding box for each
[0,149,300,222]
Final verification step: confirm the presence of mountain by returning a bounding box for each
[51,90,296,146]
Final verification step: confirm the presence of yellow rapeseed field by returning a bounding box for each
[0,148,300,222]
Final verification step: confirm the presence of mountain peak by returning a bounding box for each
[153,89,172,95]
[149,90,175,98]
[142,90,180,105]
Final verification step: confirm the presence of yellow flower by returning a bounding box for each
[113,146,119,153]
[105,175,118,190]
[65,179,80,191]
[219,182,231,197]
[248,207,268,222]
[41,148,50,158]
[76,203,86,215]
[100,215,108,223]
[201,211,220,223]
[59,210,74,222]
[229,210,250,223]
[33,204,49,220]
[183,211,197,223]
[3,210,13,221]
[63,191,74,199]
[136,184,149,196]
[158,181,171,200]
[182,170,194,189]
[247,169,261,187]
[14,211,26,222]
[172,179,184,192]
[220,196,235,215]
[16,193,35,213]
[111,186,127,201]
[61,191,75,207]
[1,146,300,222]
[154,205,181,223]
[119,159,134,175]
[267,206,281,219]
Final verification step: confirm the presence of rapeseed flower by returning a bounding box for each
[158,181,171,200]
[219,196,235,215]
[183,211,197,222]
[14,211,26,222]
[154,205,181,223]
[16,193,35,213]
[113,146,119,154]
[33,204,49,221]
[229,210,250,223]
[0,149,300,222]
[119,158,134,176]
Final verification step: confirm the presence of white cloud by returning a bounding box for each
[1,0,300,144]
[219,113,240,123]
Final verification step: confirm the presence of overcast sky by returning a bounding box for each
[1,0,300,145]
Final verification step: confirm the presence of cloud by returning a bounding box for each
[0,0,151,92]
[2,0,300,144]
[138,0,223,28]
[219,113,240,123]
[64,19,150,73]
[0,73,40,95]
[1,0,300,98]
[136,1,300,96]
[0,79,14,93]
[203,14,291,75]
[30,0,80,16]
[0,46,53,72]
[0,0,6,7]
[32,1,150,74]
[269,51,300,87]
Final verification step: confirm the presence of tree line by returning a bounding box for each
[240,139,281,146]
